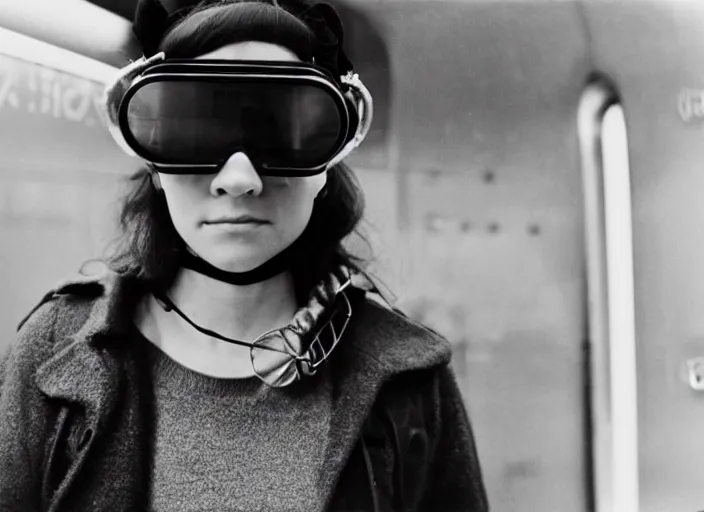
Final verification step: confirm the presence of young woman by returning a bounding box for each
[0,0,489,510]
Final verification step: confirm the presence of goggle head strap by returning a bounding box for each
[103,52,166,157]
[326,71,374,170]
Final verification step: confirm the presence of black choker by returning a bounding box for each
[179,236,303,285]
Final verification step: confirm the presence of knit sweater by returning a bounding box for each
[145,338,333,511]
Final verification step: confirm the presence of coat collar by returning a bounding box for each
[34,267,451,385]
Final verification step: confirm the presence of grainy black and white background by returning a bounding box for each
[2,1,704,511]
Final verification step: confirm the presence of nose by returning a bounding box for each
[209,152,263,197]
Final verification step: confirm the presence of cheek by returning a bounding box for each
[159,176,208,228]
[266,177,322,232]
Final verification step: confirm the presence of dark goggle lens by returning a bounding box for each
[125,79,345,171]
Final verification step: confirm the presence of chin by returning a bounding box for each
[206,249,278,273]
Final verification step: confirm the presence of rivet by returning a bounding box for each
[528,224,541,236]
[482,169,495,184]
[426,168,442,182]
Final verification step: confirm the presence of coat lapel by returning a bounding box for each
[33,269,151,512]
[34,268,137,430]
[34,336,119,428]
[317,299,452,511]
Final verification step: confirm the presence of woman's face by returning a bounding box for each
[158,42,327,273]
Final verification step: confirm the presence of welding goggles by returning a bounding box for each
[111,58,373,176]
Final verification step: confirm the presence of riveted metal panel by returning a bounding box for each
[344,1,592,509]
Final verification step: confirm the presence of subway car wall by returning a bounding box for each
[3,1,704,512]
[0,39,139,344]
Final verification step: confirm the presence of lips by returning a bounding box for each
[204,215,270,225]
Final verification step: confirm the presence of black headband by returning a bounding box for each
[132,0,353,83]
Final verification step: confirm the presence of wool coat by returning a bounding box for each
[0,270,489,512]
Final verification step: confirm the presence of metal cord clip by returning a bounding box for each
[326,71,374,169]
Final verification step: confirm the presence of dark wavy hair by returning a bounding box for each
[107,0,368,303]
